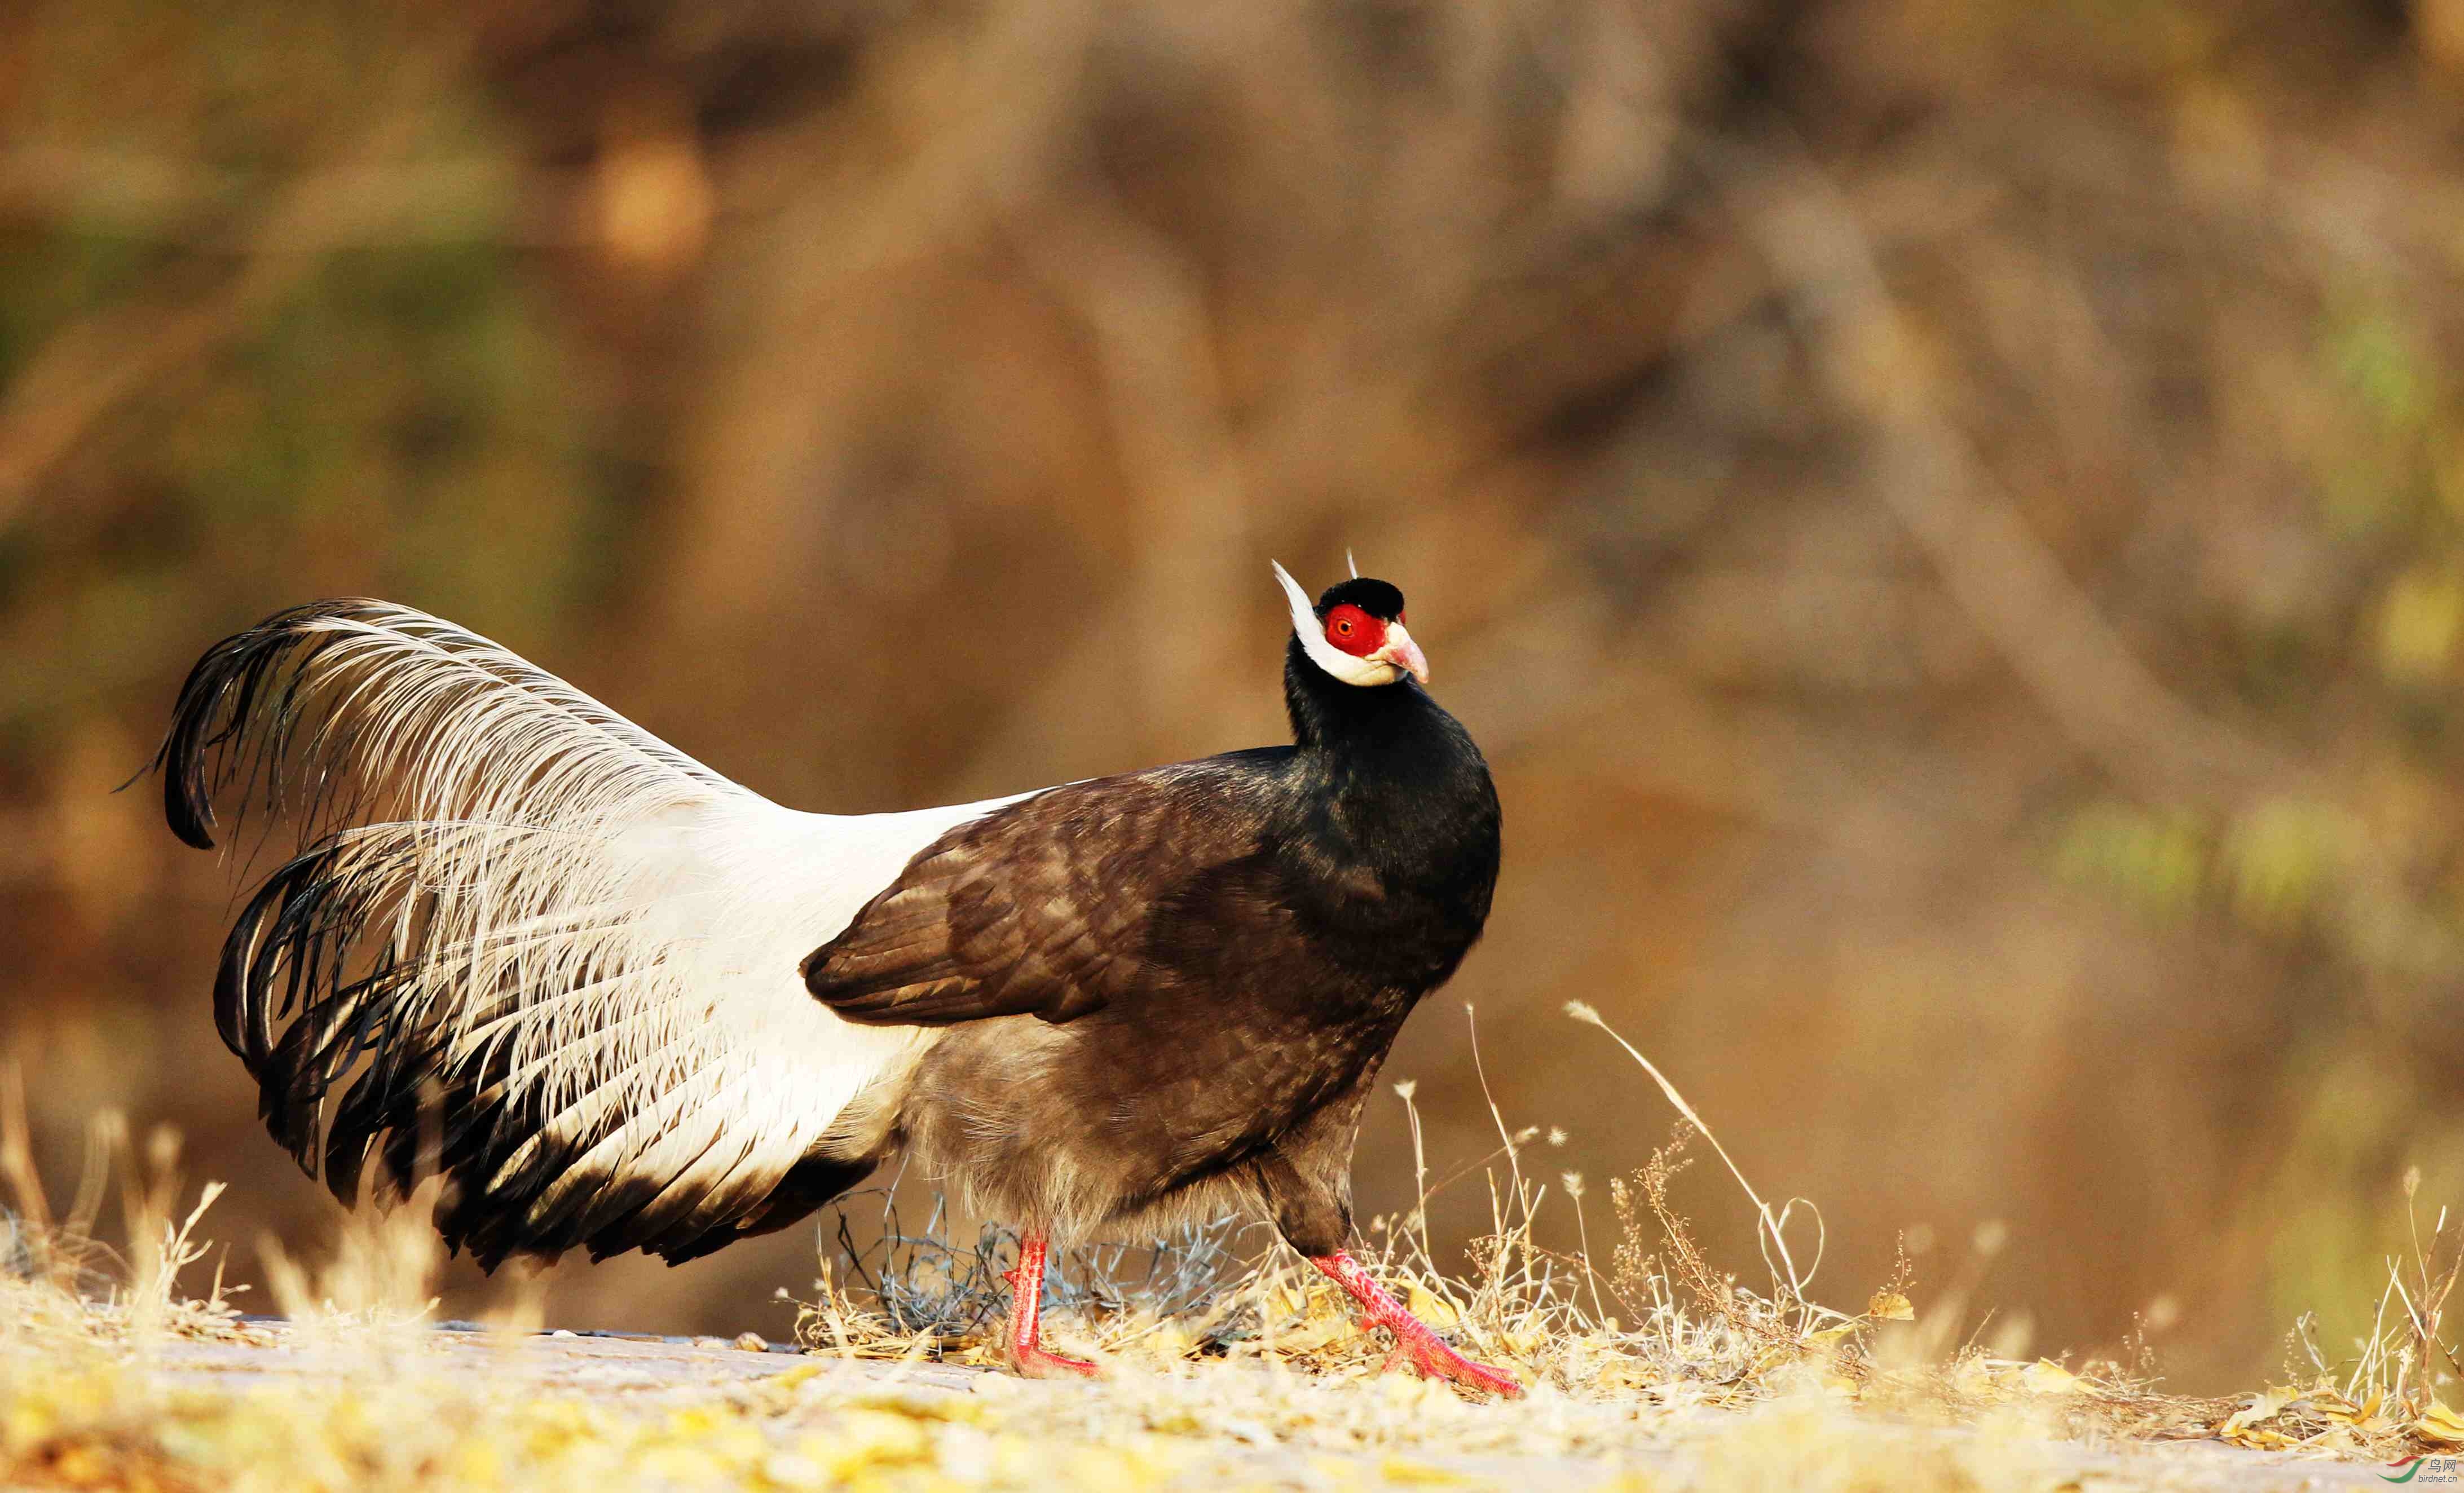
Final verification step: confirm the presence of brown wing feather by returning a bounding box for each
[800,765,1270,1027]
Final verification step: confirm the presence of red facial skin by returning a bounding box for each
[1324,604,1394,658]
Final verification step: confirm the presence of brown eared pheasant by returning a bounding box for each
[153,562,1516,1394]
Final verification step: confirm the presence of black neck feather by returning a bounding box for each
[1283,638,1496,849]
[1278,636,1500,983]
[1283,637,1438,756]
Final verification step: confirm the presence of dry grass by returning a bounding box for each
[2,1014,2458,1490]
[783,1004,2464,1473]
[2195,1167,2464,1458]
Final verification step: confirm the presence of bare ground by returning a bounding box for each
[35,1320,2395,1491]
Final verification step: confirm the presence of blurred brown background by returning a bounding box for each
[6,0,2464,1393]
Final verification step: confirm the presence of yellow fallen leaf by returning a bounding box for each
[1867,1291,1915,1322]
[1263,1319,1349,1355]
[853,1390,984,1424]
[1145,1323,1196,1361]
[816,1409,931,1475]
[1064,1441,1179,1492]
[2306,1388,2364,1424]
[2021,1360,2080,1395]
[1382,1372,1460,1415]
[663,1406,728,1440]
[2221,1389,2289,1430]
[49,1443,109,1485]
[2218,1388,2291,1447]
[447,1437,504,1487]
[1407,1287,1461,1329]
[2,1402,52,1455]
[2218,1388,2305,1448]
[2415,1401,2464,1447]
[1380,1455,1472,1484]
[1948,1355,2000,1395]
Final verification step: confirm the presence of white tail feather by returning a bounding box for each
[161,601,1012,1263]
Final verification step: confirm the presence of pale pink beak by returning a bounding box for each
[1373,622,1430,685]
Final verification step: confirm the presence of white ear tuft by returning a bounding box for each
[1271,560,1319,635]
[1347,549,1360,578]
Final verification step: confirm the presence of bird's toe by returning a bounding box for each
[1010,1345,1101,1380]
[1405,1339,1523,1398]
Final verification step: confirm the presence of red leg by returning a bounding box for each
[1002,1232,1097,1379]
[1309,1252,1522,1397]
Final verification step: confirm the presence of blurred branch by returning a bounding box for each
[0,121,443,526]
[646,2,1092,662]
[1445,579,2029,873]
[1700,129,2463,983]
[0,262,292,527]
[1696,132,2299,810]
[0,147,552,249]
[1012,171,1252,756]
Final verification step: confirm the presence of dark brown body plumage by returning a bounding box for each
[804,595,1502,1256]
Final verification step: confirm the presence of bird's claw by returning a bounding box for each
[1395,1333,1522,1398]
[1310,1252,1523,1398]
[1367,1310,1523,1396]
[1010,1344,1100,1379]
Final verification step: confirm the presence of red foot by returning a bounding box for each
[1386,1324,1523,1397]
[1003,1231,1101,1380]
[1011,1342,1100,1379]
[1310,1252,1523,1398]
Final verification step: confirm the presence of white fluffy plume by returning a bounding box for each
[158,601,1006,1265]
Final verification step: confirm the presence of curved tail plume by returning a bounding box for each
[153,600,993,1267]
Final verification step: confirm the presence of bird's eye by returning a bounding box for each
[1335,620,1353,635]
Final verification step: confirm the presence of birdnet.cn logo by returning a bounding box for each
[2384,1455,2461,1483]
